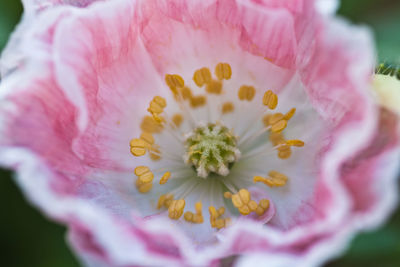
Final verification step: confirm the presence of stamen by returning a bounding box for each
[215,63,232,80]
[148,96,167,115]
[284,108,296,120]
[269,132,285,145]
[286,139,305,147]
[271,119,287,133]
[263,90,278,109]
[135,166,154,183]
[231,189,254,215]
[160,171,171,184]
[134,166,154,193]
[253,171,288,187]
[181,87,192,100]
[277,145,292,159]
[135,179,153,193]
[140,132,154,147]
[190,95,207,108]
[255,199,270,216]
[168,199,186,220]
[172,113,183,127]
[149,146,162,161]
[184,202,204,224]
[238,85,256,101]
[157,194,174,209]
[206,80,223,94]
[227,188,270,216]
[129,138,148,156]
[209,206,231,229]
[263,113,284,126]
[141,115,163,133]
[223,191,232,199]
[165,74,185,91]
[193,67,212,87]
[222,102,234,114]
[130,132,156,157]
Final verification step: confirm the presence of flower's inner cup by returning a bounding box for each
[129,62,305,229]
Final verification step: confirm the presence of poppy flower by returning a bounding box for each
[0,0,399,266]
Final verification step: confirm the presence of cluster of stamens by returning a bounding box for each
[129,62,305,229]
[224,189,270,216]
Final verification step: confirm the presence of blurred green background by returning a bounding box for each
[0,0,399,266]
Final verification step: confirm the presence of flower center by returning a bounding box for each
[184,123,240,178]
[128,62,305,229]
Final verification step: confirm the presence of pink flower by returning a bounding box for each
[1,0,399,266]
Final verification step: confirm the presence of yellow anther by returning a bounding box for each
[217,207,225,216]
[223,192,232,199]
[141,115,163,133]
[140,132,154,148]
[271,119,287,133]
[134,166,154,183]
[248,200,258,212]
[165,74,185,89]
[195,202,203,214]
[214,218,230,229]
[148,101,163,114]
[154,96,166,108]
[209,206,230,229]
[193,214,204,224]
[222,102,234,114]
[263,114,272,127]
[286,139,305,147]
[181,87,192,100]
[231,189,255,215]
[269,132,285,145]
[184,202,204,224]
[238,205,251,215]
[269,113,284,125]
[263,90,278,109]
[253,171,288,187]
[134,166,153,193]
[130,138,147,156]
[268,171,289,183]
[135,179,153,193]
[160,171,171,184]
[152,113,164,124]
[284,108,296,120]
[206,80,223,94]
[277,145,292,159]
[209,206,219,219]
[168,199,185,220]
[148,96,167,115]
[193,67,212,87]
[215,62,232,80]
[149,146,161,161]
[157,195,166,209]
[172,113,183,127]
[255,199,270,216]
[130,131,156,157]
[232,194,243,207]
[190,95,207,108]
[238,85,256,101]
[184,212,194,221]
[238,189,250,204]
[157,194,174,209]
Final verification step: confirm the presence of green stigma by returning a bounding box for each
[184,123,241,178]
